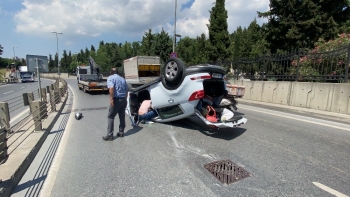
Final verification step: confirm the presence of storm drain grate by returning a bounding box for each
[65,107,108,113]
[204,159,251,184]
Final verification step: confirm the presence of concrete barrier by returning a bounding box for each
[307,83,334,111]
[228,80,350,115]
[289,82,313,108]
[330,84,350,114]
[272,82,292,105]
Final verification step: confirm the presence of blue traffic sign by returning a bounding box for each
[170,52,177,58]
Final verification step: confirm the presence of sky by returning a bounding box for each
[0,0,270,60]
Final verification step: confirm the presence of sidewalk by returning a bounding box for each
[0,84,68,197]
[237,98,350,125]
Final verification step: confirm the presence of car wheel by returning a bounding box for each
[163,58,184,85]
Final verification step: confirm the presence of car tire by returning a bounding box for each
[163,58,184,85]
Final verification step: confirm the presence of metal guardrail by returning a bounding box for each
[0,78,68,164]
[217,45,350,83]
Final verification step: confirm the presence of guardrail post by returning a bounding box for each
[55,89,61,103]
[0,126,8,164]
[49,91,56,112]
[30,101,47,131]
[23,92,34,113]
[46,85,50,94]
[51,84,55,91]
[41,88,47,102]
[55,79,59,89]
[0,102,10,132]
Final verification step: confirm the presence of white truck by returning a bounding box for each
[123,56,161,88]
[77,57,108,93]
[19,66,35,83]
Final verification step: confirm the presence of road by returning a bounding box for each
[12,78,350,197]
[0,79,54,127]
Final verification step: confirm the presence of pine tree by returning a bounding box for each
[154,28,172,63]
[258,0,350,52]
[207,0,231,63]
[91,45,96,52]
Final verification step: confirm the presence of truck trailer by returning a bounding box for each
[123,56,161,88]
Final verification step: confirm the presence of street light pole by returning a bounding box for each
[12,47,18,78]
[35,58,42,101]
[173,0,177,53]
[13,46,18,65]
[51,31,63,80]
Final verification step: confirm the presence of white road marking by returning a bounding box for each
[3,91,13,94]
[21,87,25,89]
[240,106,350,132]
[313,182,349,197]
[10,108,30,124]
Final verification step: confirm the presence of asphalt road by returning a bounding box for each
[0,79,54,127]
[15,78,350,197]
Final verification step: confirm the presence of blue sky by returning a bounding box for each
[0,0,269,60]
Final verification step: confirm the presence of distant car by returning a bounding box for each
[126,58,247,129]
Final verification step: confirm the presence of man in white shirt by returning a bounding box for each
[138,100,157,124]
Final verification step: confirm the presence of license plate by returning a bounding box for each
[212,73,222,78]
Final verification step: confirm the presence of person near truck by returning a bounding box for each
[102,68,128,141]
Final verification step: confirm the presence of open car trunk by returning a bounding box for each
[195,78,247,128]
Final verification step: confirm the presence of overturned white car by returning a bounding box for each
[125,58,247,129]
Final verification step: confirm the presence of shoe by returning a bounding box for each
[117,131,124,137]
[102,135,113,141]
[145,121,154,124]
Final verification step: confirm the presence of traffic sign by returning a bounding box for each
[170,52,177,58]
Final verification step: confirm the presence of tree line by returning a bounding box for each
[1,0,349,73]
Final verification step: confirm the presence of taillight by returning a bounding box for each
[188,90,205,101]
[190,75,211,80]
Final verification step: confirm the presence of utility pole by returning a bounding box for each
[35,58,42,101]
[173,0,177,53]
[51,31,63,80]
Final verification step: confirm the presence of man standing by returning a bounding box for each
[102,68,128,141]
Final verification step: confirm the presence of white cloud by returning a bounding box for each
[14,0,269,39]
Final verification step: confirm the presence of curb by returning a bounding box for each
[0,90,68,197]
[237,99,350,125]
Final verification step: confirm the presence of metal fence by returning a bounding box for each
[221,45,350,83]
[0,78,68,164]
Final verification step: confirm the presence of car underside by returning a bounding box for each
[126,58,247,129]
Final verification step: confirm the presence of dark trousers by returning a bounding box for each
[107,98,127,136]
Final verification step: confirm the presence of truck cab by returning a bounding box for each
[76,58,108,93]
[19,66,35,83]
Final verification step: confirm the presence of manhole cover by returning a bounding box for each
[204,159,251,184]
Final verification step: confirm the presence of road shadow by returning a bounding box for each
[11,175,47,195]
[121,126,143,137]
[167,116,247,141]
[86,91,109,96]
